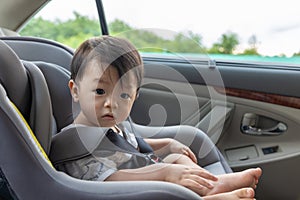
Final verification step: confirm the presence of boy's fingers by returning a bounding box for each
[190,169,218,181]
[189,174,214,189]
[181,178,207,191]
[188,150,198,163]
[182,147,197,163]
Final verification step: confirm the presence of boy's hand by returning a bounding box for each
[164,164,217,196]
[169,139,197,163]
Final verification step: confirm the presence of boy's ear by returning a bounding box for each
[69,79,79,102]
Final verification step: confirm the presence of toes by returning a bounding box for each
[255,167,262,178]
[236,187,255,198]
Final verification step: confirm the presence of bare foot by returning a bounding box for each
[205,168,262,196]
[203,188,255,200]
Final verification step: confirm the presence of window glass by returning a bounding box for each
[20,0,300,66]
[102,0,300,66]
[19,0,101,49]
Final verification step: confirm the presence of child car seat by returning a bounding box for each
[0,38,231,200]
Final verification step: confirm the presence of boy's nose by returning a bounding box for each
[104,96,117,108]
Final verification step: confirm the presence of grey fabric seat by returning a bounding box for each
[0,37,232,200]
[0,36,73,70]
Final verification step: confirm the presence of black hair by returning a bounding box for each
[70,36,144,88]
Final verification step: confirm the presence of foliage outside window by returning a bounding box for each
[20,12,101,48]
[20,0,300,65]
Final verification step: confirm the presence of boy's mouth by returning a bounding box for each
[102,113,115,120]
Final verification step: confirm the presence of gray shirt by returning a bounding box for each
[56,124,139,181]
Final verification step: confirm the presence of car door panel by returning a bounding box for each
[131,81,210,127]
[131,77,234,144]
[130,57,300,200]
[143,58,300,98]
[218,92,300,199]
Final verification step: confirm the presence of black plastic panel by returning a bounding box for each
[143,57,300,98]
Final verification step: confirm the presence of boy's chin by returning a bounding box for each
[97,121,116,128]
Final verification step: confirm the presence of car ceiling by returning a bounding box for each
[0,0,49,31]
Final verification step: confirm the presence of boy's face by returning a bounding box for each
[70,61,138,128]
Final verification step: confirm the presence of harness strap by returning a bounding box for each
[50,125,157,166]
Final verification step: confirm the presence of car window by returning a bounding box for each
[19,0,300,66]
[102,0,300,66]
[19,0,101,49]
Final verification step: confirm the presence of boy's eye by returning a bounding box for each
[120,93,130,99]
[96,89,105,95]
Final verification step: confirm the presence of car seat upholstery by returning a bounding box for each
[0,39,204,200]
[0,36,73,70]
[0,37,232,199]
[29,60,75,132]
[125,122,232,175]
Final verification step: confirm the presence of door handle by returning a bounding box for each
[241,113,287,136]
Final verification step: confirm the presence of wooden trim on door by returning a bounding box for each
[215,87,300,109]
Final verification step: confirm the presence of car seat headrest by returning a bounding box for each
[0,40,31,119]
[31,61,76,132]
[0,40,54,154]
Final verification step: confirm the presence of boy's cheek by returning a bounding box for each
[119,110,131,121]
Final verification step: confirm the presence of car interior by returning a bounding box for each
[0,36,233,199]
[1,0,300,200]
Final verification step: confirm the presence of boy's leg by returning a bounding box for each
[163,153,199,167]
[205,168,262,196]
[203,188,255,200]
[163,154,262,196]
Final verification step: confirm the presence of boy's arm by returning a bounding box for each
[144,138,172,155]
[105,163,217,194]
[106,163,168,181]
[144,138,197,163]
